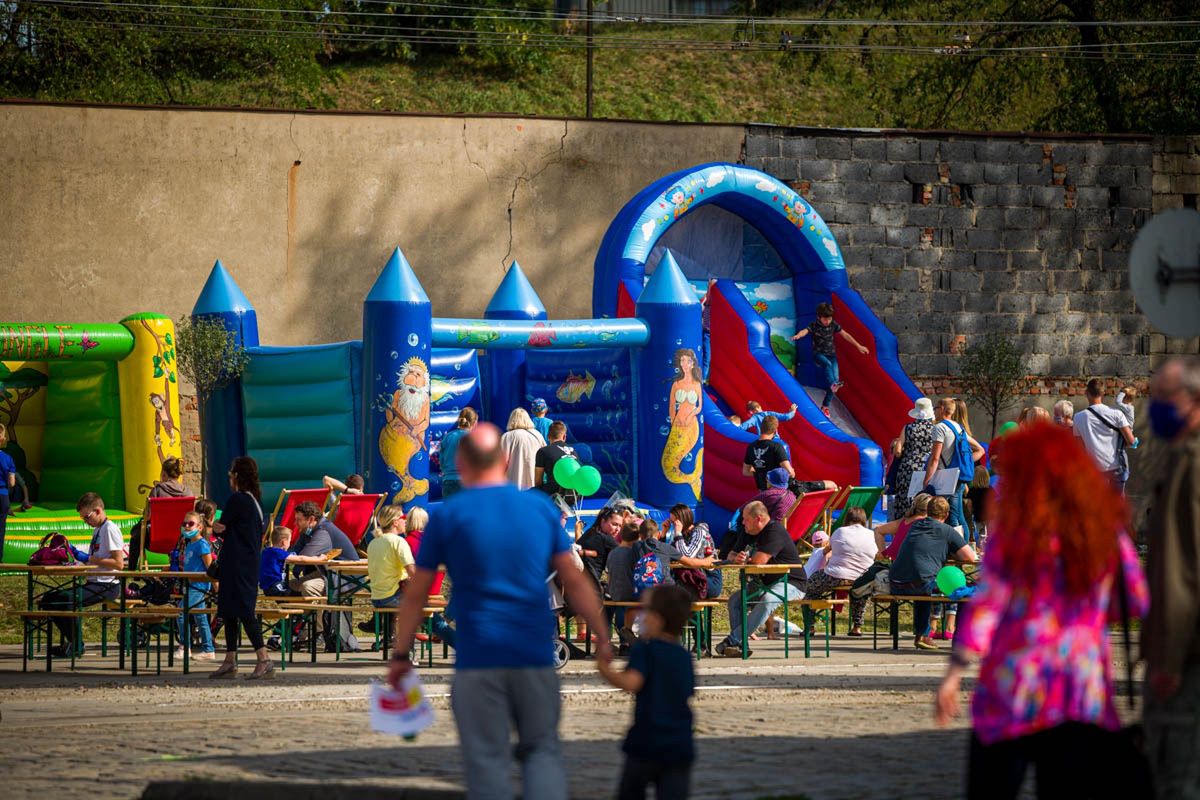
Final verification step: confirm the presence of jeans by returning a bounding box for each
[40,580,120,648]
[1144,661,1200,799]
[945,481,968,531]
[177,584,214,653]
[814,353,839,406]
[890,579,937,639]
[618,755,691,800]
[442,478,462,499]
[726,579,805,647]
[451,667,566,800]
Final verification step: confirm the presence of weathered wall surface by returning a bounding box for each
[742,125,1198,387]
[0,104,744,343]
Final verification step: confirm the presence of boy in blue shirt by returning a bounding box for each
[175,511,215,659]
[598,584,696,800]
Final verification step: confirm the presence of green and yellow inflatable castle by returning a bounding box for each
[0,315,183,564]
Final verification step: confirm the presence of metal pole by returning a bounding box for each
[585,0,594,118]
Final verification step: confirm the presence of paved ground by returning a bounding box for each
[0,634,1134,799]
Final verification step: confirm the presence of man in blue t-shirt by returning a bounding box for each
[387,423,610,800]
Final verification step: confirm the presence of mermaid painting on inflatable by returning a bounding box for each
[661,347,703,500]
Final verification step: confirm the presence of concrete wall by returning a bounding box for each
[0,103,744,344]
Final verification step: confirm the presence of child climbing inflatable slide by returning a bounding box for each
[592,162,922,527]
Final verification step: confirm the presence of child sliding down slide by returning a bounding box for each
[792,301,869,414]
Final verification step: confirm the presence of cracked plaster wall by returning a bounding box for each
[0,104,744,343]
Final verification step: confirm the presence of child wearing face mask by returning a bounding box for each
[175,510,216,660]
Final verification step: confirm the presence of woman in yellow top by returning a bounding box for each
[366,505,416,608]
[661,347,704,500]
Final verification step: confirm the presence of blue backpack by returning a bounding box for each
[940,419,976,483]
[632,549,667,598]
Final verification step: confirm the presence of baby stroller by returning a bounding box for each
[548,571,570,670]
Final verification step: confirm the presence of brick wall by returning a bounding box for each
[742,125,1199,389]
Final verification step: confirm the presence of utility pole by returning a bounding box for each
[585,0,594,118]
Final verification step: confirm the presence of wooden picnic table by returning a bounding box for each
[323,560,370,605]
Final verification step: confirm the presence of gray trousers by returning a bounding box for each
[451,667,566,800]
[1145,661,1200,800]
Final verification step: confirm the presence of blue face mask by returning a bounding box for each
[181,525,201,539]
[1149,399,1187,440]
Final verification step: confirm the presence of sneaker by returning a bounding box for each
[194,650,216,661]
[721,644,751,658]
[915,637,939,651]
[821,406,832,417]
[49,645,75,659]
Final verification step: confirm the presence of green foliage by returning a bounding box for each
[1,0,329,105]
[793,0,1200,134]
[958,333,1029,439]
[174,316,249,401]
[2,1,1195,132]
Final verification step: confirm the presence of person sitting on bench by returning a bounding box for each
[38,492,125,658]
[800,507,877,637]
[889,501,976,650]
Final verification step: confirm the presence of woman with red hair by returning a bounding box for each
[934,422,1148,798]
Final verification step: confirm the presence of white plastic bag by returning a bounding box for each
[369,675,434,739]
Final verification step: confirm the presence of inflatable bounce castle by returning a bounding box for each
[0,163,922,558]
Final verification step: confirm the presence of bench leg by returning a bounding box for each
[825,609,831,657]
[891,602,900,651]
[801,607,812,659]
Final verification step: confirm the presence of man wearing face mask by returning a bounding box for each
[1142,357,1200,799]
[289,501,362,652]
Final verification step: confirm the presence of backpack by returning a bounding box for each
[632,550,667,598]
[939,419,976,483]
[28,532,77,566]
[850,562,889,599]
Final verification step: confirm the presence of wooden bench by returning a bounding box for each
[13,609,177,675]
[871,593,971,651]
[364,606,449,665]
[601,599,728,659]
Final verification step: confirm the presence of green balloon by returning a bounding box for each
[997,421,1018,437]
[553,457,581,488]
[574,465,603,497]
[935,566,967,596]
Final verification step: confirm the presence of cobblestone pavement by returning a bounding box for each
[0,636,1065,799]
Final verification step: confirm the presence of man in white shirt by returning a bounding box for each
[1073,378,1135,492]
[39,492,126,657]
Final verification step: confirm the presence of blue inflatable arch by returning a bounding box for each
[592,162,848,320]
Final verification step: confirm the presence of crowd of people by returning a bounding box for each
[12,350,1199,798]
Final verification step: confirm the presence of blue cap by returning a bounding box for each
[531,398,548,413]
[767,468,790,489]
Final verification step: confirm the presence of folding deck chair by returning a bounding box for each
[783,488,838,546]
[829,486,885,533]
[329,493,386,551]
[266,487,331,542]
[141,495,198,568]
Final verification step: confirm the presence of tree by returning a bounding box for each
[791,0,1200,134]
[175,316,250,495]
[957,333,1028,440]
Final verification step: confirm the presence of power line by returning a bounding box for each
[28,13,1200,61]
[21,0,1200,29]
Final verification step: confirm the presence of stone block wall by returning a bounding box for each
[742,125,1199,389]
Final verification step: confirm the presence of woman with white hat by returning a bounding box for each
[890,397,936,519]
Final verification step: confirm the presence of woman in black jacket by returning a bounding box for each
[209,456,271,679]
